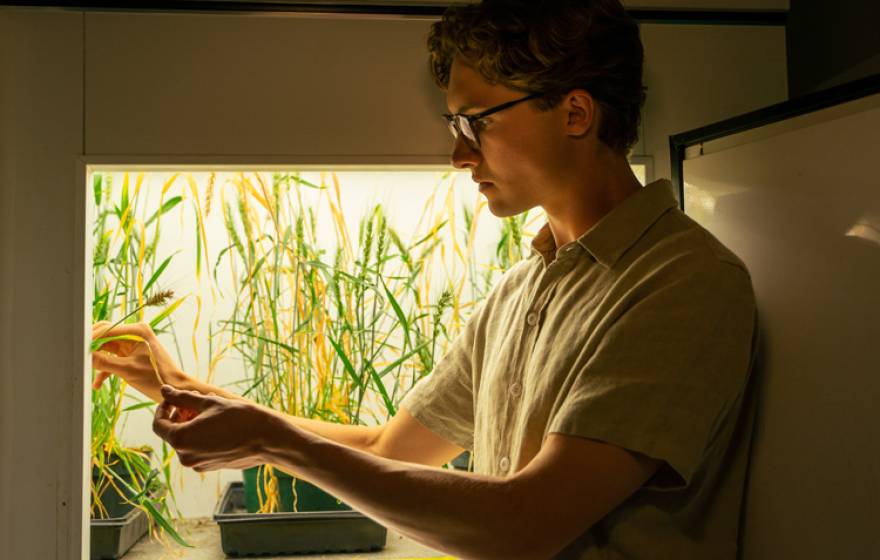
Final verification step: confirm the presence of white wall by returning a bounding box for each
[0,6,787,558]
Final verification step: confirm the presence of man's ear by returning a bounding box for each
[564,90,598,138]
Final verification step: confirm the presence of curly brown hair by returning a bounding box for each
[428,0,646,156]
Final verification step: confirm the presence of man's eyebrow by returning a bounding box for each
[450,103,481,115]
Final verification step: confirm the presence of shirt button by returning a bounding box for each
[510,383,522,397]
[499,456,510,473]
[526,312,538,326]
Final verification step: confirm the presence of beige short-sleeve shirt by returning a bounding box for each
[399,178,759,559]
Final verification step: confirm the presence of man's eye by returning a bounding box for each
[472,119,489,132]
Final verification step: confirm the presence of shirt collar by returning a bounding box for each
[530,179,678,268]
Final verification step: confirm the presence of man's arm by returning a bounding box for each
[181,375,390,458]
[262,408,661,560]
[182,377,462,465]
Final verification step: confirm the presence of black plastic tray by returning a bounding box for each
[214,482,388,557]
[90,504,149,560]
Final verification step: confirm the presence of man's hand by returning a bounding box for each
[91,321,189,402]
[153,385,288,473]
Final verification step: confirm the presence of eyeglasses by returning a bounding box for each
[442,92,545,149]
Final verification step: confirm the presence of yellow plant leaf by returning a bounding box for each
[136,220,146,318]
[444,183,465,264]
[185,172,211,283]
[191,294,201,373]
[133,171,144,200]
[161,172,181,197]
[246,174,270,213]
[113,172,132,244]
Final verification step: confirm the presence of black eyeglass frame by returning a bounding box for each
[442,92,546,148]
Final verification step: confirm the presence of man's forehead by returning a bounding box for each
[446,57,492,114]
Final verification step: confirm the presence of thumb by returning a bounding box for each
[160,385,212,412]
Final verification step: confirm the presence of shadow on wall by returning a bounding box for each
[711,183,880,558]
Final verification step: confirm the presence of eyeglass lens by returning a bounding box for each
[447,116,478,146]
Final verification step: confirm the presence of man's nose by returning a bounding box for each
[450,135,480,169]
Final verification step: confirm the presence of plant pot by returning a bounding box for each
[91,449,153,519]
[242,465,349,513]
[215,482,387,557]
[90,450,163,558]
[90,501,149,560]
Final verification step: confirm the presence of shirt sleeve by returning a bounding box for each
[547,257,758,491]
[398,297,489,452]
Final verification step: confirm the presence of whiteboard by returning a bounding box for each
[682,86,880,558]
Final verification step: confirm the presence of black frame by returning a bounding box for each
[443,92,544,148]
[669,71,880,209]
[2,1,787,25]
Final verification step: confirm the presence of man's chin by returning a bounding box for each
[482,196,530,218]
[485,201,521,219]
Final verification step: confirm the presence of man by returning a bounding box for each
[92,1,758,558]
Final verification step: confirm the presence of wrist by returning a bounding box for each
[258,408,303,466]
[165,368,191,389]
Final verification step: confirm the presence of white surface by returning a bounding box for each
[683,92,880,558]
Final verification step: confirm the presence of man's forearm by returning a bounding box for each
[178,375,382,455]
[262,417,530,560]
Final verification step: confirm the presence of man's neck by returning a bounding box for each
[543,162,642,250]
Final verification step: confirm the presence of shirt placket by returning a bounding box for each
[497,251,576,475]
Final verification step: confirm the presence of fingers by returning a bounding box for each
[153,401,180,444]
[92,351,130,375]
[160,385,215,413]
[153,397,202,450]
[92,371,111,390]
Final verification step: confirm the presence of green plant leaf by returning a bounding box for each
[328,335,363,390]
[380,277,411,348]
[93,173,103,207]
[253,334,300,357]
[412,220,448,248]
[148,296,187,330]
[91,334,147,353]
[122,401,155,413]
[142,252,178,295]
[376,343,429,379]
[145,196,182,228]
[366,363,395,417]
[142,499,192,547]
